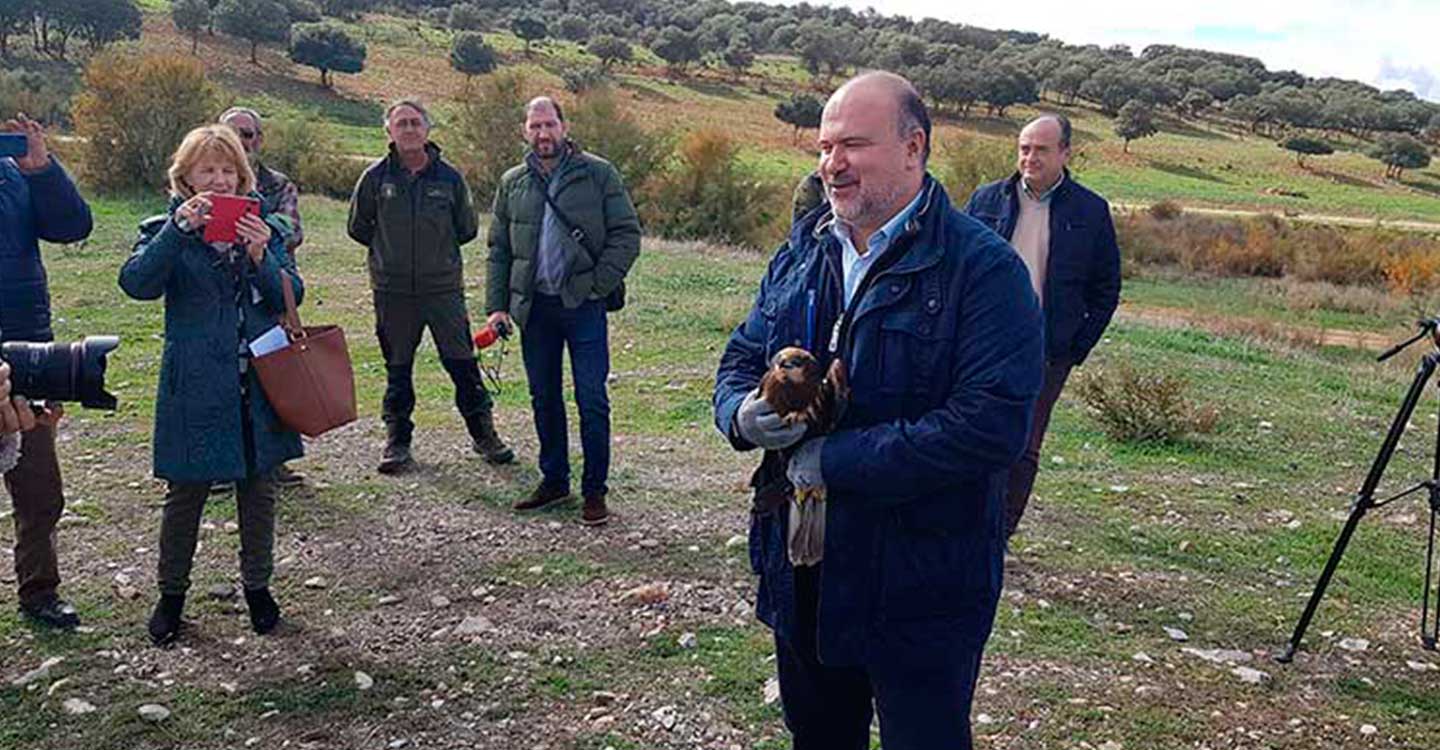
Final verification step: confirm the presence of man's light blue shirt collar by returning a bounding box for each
[831,186,925,306]
[1021,172,1065,202]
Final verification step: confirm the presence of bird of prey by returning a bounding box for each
[758,346,848,566]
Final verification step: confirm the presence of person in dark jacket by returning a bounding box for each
[120,125,305,646]
[1,113,92,630]
[485,97,641,525]
[714,72,1043,750]
[963,113,1122,539]
[219,106,309,488]
[348,99,513,474]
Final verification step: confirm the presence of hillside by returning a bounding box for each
[5,3,1440,225]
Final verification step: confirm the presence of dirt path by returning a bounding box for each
[1112,201,1440,234]
[1118,301,1397,351]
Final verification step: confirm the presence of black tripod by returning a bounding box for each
[1278,318,1440,663]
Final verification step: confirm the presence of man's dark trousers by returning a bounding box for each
[375,291,494,436]
[520,294,610,497]
[5,424,65,609]
[1004,358,1073,538]
[775,566,984,750]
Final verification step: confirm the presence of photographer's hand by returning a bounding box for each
[236,213,271,265]
[2,113,51,173]
[36,402,63,429]
[0,363,38,434]
[175,193,214,233]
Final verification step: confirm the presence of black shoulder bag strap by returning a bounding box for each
[529,166,598,263]
[529,163,626,311]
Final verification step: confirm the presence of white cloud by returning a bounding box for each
[781,0,1440,101]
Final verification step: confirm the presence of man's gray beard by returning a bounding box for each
[833,181,906,229]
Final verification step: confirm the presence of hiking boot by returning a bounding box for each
[514,482,571,511]
[581,492,610,526]
[20,596,80,630]
[244,587,281,635]
[378,422,414,475]
[147,594,186,647]
[465,409,515,465]
[273,463,306,487]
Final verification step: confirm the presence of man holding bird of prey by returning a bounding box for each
[713,71,1044,749]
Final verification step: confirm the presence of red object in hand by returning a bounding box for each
[203,195,261,244]
[473,320,510,350]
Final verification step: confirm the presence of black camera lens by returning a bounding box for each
[0,335,120,410]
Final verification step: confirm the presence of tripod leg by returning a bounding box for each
[1424,506,1439,650]
[1278,353,1438,663]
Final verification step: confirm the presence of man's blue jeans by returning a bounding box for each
[520,295,611,497]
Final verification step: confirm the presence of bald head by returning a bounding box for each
[827,71,931,163]
[818,70,929,244]
[1021,113,1070,149]
[1017,112,1071,194]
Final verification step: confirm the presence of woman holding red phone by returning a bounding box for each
[119,125,305,646]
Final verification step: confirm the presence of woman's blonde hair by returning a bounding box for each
[167,125,255,199]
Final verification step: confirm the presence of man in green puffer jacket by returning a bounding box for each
[348,99,513,474]
[485,96,640,526]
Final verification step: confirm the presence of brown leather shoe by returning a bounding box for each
[581,492,610,526]
[514,482,571,511]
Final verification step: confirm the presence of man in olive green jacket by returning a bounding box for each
[349,99,513,474]
[486,96,640,525]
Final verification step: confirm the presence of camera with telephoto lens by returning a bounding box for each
[0,336,121,410]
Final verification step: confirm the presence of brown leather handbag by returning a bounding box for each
[252,272,357,437]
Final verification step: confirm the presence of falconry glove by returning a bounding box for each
[736,388,807,450]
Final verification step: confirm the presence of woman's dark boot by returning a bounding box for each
[147,594,186,646]
[245,587,281,635]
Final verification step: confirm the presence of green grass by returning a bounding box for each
[12,78,1440,747]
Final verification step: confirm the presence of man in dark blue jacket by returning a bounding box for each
[714,72,1043,750]
[1,113,93,629]
[964,114,1121,539]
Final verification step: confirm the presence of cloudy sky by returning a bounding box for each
[790,0,1439,101]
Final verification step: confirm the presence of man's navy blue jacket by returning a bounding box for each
[0,157,93,343]
[714,177,1044,666]
[963,171,1120,365]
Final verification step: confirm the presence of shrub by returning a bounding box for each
[587,34,631,70]
[0,69,73,128]
[1074,361,1219,444]
[280,0,321,22]
[937,134,1012,206]
[640,129,780,249]
[298,153,369,199]
[447,3,486,31]
[567,86,671,199]
[1382,247,1440,297]
[559,64,609,94]
[71,51,220,192]
[257,117,365,198]
[1147,199,1182,221]
[450,32,498,81]
[449,69,530,205]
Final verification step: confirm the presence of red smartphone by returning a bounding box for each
[203,195,261,244]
